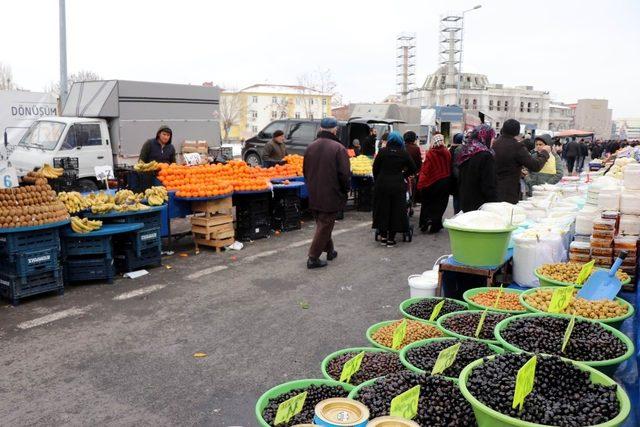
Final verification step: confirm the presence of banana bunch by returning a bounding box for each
[114,202,150,212]
[144,186,168,206]
[37,163,65,179]
[350,155,373,176]
[91,203,116,214]
[71,216,103,233]
[115,189,144,205]
[134,161,160,172]
[86,191,115,206]
[57,191,90,214]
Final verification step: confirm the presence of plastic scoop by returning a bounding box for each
[577,251,627,301]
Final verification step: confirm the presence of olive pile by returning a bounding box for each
[405,298,466,321]
[261,384,349,426]
[355,371,476,426]
[326,351,405,385]
[440,312,510,340]
[500,316,627,361]
[469,289,525,312]
[371,320,443,350]
[466,354,621,425]
[538,262,629,284]
[405,339,499,378]
[524,288,629,320]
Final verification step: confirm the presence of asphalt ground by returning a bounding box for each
[0,206,451,426]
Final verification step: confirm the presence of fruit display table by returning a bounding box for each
[61,223,144,284]
[0,220,69,305]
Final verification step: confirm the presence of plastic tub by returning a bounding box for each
[255,379,354,427]
[443,223,517,267]
[590,236,613,248]
[399,337,504,381]
[593,218,616,231]
[619,214,640,235]
[458,355,631,427]
[569,241,591,255]
[519,287,635,330]
[569,253,591,263]
[494,313,635,376]
[533,267,631,289]
[320,347,393,386]
[365,319,442,352]
[462,287,526,314]
[614,235,638,251]
[407,273,437,298]
[436,311,507,345]
[399,296,468,323]
[591,247,613,257]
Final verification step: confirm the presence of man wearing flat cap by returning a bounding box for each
[302,117,350,269]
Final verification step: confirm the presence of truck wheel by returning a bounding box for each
[244,152,261,167]
[75,179,98,193]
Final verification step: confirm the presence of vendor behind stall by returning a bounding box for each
[262,130,288,167]
[139,125,176,164]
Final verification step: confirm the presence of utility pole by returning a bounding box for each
[59,0,68,105]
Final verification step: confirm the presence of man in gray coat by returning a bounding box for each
[303,117,351,269]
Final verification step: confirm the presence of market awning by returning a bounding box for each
[555,129,595,138]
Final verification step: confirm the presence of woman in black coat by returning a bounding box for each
[372,131,417,246]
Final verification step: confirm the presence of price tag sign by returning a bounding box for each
[493,285,504,309]
[576,260,595,285]
[474,310,489,338]
[429,300,445,322]
[94,165,114,180]
[390,385,420,420]
[0,165,19,189]
[562,315,577,352]
[548,286,574,313]
[340,351,365,384]
[183,152,202,166]
[512,355,537,411]
[431,342,461,375]
[392,319,408,350]
[274,391,307,425]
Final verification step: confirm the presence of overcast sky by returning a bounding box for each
[2,0,638,118]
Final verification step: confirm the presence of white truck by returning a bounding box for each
[8,80,221,191]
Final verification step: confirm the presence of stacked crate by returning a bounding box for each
[191,197,235,252]
[62,234,115,284]
[234,193,271,241]
[0,228,63,305]
[50,157,79,192]
[353,177,374,212]
[103,210,163,272]
[271,188,301,232]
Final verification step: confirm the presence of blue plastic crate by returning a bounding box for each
[0,247,60,276]
[114,247,161,273]
[63,235,112,257]
[0,228,60,255]
[106,210,162,231]
[114,227,161,257]
[64,256,115,284]
[0,268,63,305]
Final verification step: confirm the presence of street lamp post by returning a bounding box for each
[59,0,68,106]
[456,5,482,106]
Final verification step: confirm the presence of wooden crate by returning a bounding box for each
[191,197,232,217]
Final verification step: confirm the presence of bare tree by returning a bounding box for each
[296,68,342,118]
[0,62,16,90]
[44,70,102,97]
[219,90,243,141]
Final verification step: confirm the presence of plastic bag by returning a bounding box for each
[479,202,526,226]
[513,230,565,287]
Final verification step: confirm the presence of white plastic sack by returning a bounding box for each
[479,202,526,226]
[513,231,566,288]
[620,191,640,215]
[445,211,509,231]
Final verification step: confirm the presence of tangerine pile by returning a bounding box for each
[157,160,300,198]
[283,154,303,175]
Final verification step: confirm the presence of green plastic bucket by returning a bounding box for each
[320,347,393,386]
[399,296,468,322]
[255,378,354,427]
[519,287,635,330]
[366,319,443,353]
[463,287,527,314]
[534,267,632,288]
[458,355,631,427]
[436,311,508,346]
[494,312,635,376]
[399,337,504,382]
[444,223,516,267]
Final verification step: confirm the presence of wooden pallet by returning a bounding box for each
[193,235,235,252]
[190,197,235,252]
[191,197,232,217]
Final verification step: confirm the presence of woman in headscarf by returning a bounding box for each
[449,132,464,214]
[372,131,417,247]
[455,124,498,212]
[417,133,451,233]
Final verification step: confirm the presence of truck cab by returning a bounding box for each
[9,117,112,191]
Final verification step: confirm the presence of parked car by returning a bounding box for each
[241,118,404,166]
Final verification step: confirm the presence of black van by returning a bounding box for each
[241,118,403,166]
